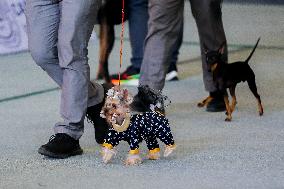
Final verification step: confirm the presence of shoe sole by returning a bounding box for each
[38,147,83,159]
[167,76,179,81]
[111,73,178,86]
[166,71,178,81]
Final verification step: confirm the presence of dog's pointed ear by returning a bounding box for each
[123,89,133,104]
[218,42,226,54]
[203,43,209,54]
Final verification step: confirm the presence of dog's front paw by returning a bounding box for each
[197,102,205,107]
[225,117,232,122]
[197,96,213,107]
[164,144,176,157]
[125,154,142,165]
[101,147,116,164]
[147,148,160,160]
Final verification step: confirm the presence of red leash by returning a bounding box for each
[118,0,125,87]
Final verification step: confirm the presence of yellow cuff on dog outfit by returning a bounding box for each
[149,148,160,154]
[167,144,176,148]
[155,111,165,116]
[129,149,139,155]
[102,143,113,149]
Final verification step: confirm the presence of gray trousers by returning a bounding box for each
[25,0,104,140]
[139,0,228,92]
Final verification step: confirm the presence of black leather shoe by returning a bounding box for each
[206,91,226,112]
[86,83,113,144]
[38,133,83,159]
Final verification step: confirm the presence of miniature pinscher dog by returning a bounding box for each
[96,0,128,83]
[198,38,263,121]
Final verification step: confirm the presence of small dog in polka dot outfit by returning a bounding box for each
[100,85,176,165]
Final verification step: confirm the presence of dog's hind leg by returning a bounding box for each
[229,84,237,113]
[197,96,213,107]
[97,18,115,83]
[145,137,160,160]
[247,77,263,116]
[224,91,232,121]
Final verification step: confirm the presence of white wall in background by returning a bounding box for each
[0,0,27,55]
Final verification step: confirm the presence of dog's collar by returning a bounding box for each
[112,113,131,133]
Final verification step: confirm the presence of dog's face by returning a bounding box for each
[100,86,133,126]
[204,43,226,72]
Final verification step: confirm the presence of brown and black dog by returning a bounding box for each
[96,0,128,83]
[198,38,263,121]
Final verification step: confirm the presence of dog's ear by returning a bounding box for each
[123,89,133,105]
[218,42,226,55]
[122,89,128,101]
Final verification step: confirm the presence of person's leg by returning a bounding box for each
[26,0,106,158]
[24,0,80,158]
[109,0,148,81]
[26,0,103,139]
[190,0,227,111]
[53,0,102,139]
[190,0,228,92]
[112,0,183,83]
[26,0,104,110]
[166,14,184,81]
[139,0,184,90]
[25,0,61,84]
[128,0,149,71]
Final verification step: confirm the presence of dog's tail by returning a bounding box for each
[245,37,260,63]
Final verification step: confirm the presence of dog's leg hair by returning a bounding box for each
[125,149,142,165]
[247,77,264,116]
[229,84,237,113]
[97,17,115,82]
[101,146,116,164]
[164,144,177,157]
[197,96,214,107]
[147,148,161,160]
[224,91,232,121]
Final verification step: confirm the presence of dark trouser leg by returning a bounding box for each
[190,0,228,92]
[139,0,184,90]
[128,0,149,70]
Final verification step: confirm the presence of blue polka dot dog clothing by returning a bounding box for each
[100,85,176,165]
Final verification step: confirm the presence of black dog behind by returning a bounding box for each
[96,0,129,83]
[200,38,263,121]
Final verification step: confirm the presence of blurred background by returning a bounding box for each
[0,0,283,100]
